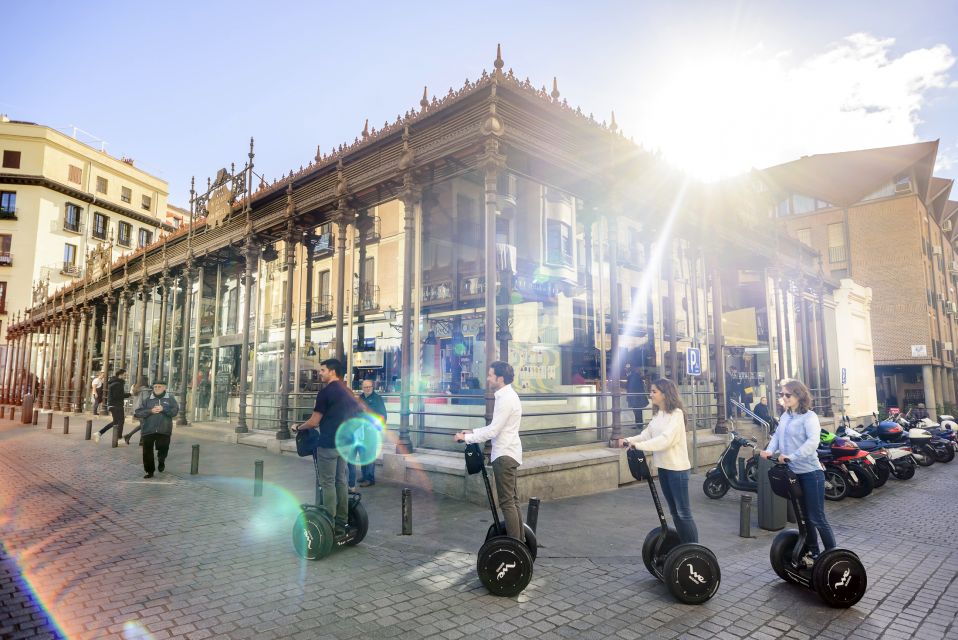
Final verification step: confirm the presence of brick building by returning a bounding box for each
[760,141,958,418]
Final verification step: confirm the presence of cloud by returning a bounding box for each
[633,33,956,179]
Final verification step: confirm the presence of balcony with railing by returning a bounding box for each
[828,244,847,263]
[300,295,333,323]
[53,219,85,235]
[0,252,12,266]
[59,262,82,277]
[354,216,381,245]
[355,284,380,313]
[0,207,17,220]
[617,242,645,269]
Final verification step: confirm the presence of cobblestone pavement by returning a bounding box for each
[1,414,957,640]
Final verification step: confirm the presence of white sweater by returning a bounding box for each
[624,408,691,471]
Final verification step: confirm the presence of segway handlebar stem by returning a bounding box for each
[462,441,503,532]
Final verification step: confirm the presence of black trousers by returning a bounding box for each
[142,433,171,473]
[98,407,126,437]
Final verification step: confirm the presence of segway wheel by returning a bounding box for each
[812,548,867,608]
[662,543,721,605]
[891,462,916,480]
[846,463,874,499]
[933,444,955,463]
[292,507,334,560]
[346,498,369,546]
[642,526,681,580]
[823,469,848,501]
[769,530,801,585]
[484,523,538,561]
[476,537,534,597]
[702,475,730,500]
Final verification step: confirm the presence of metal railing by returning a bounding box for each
[356,284,379,313]
[354,217,381,245]
[310,232,335,258]
[0,207,17,219]
[59,262,83,277]
[809,386,845,418]
[730,398,770,445]
[0,252,12,266]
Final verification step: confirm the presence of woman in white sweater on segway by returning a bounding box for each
[616,377,698,543]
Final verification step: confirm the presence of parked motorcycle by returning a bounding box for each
[838,422,917,481]
[703,431,758,499]
[818,436,876,499]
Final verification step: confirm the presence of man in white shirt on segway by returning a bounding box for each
[454,361,524,543]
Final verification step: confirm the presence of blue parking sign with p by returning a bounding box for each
[687,348,701,376]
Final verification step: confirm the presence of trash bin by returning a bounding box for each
[756,453,787,531]
[21,393,34,424]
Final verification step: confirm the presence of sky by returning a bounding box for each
[5,0,958,206]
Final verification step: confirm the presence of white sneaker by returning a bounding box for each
[93,432,101,443]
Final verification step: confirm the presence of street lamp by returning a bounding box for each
[383,306,403,332]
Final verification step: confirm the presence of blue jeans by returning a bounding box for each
[658,468,698,544]
[796,470,836,554]
[346,447,374,487]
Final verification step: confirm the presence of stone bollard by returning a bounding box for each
[401,488,412,535]
[111,425,119,448]
[63,416,70,435]
[526,497,541,533]
[46,413,53,430]
[253,460,264,497]
[85,420,93,441]
[32,409,39,425]
[190,444,200,475]
[739,494,754,538]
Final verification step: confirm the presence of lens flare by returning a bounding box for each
[335,413,384,466]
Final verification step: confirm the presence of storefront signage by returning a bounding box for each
[213,333,244,348]
[353,350,384,368]
[512,275,558,302]
[207,185,231,227]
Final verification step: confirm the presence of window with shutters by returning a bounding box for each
[68,165,82,184]
[2,151,20,169]
[796,228,812,247]
[138,228,153,248]
[121,186,132,203]
[96,176,108,194]
[0,235,11,266]
[117,221,132,247]
[141,194,151,211]
[0,281,7,313]
[64,203,82,232]
[827,223,846,262]
[0,192,15,218]
[92,212,108,240]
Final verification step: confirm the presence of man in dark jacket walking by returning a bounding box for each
[133,381,179,478]
[94,369,131,443]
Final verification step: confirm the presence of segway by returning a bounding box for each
[292,458,369,560]
[767,456,867,607]
[463,443,537,597]
[628,449,721,604]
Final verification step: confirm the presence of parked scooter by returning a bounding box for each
[860,415,936,467]
[703,432,757,499]
[817,435,875,499]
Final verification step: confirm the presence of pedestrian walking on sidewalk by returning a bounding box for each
[91,372,106,416]
[454,361,525,543]
[295,359,364,535]
[94,369,131,443]
[133,381,179,478]
[616,377,699,544]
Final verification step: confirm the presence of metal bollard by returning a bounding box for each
[739,494,754,538]
[401,488,412,535]
[111,424,119,448]
[253,460,264,497]
[526,497,541,533]
[32,409,38,425]
[46,413,53,430]
[190,444,200,475]
[85,419,92,441]
[63,416,69,435]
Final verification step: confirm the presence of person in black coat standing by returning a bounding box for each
[625,363,649,431]
[133,381,179,478]
[94,369,131,443]
[357,379,387,487]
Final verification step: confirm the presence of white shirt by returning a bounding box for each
[465,384,523,464]
[624,408,691,471]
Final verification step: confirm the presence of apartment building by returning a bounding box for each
[0,115,170,361]
[760,141,958,417]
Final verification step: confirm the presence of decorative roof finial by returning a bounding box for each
[610,110,618,133]
[420,86,429,111]
[551,77,560,101]
[315,145,322,163]
[362,119,369,140]
[494,44,504,76]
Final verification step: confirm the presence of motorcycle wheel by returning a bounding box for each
[846,463,874,499]
[913,446,936,467]
[702,474,730,500]
[891,462,916,480]
[872,461,890,488]
[823,468,848,501]
[932,444,955,463]
[744,458,758,484]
